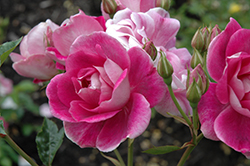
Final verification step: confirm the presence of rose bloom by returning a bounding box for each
[106,7,179,51]
[0,74,13,97]
[46,32,166,152]
[106,7,192,116]
[46,10,106,70]
[101,0,157,20]
[10,19,59,83]
[198,18,250,158]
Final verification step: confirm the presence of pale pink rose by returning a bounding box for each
[0,74,13,97]
[39,103,53,118]
[101,0,157,20]
[154,48,192,117]
[198,18,250,158]
[10,19,59,82]
[106,7,192,116]
[46,10,106,69]
[46,32,166,152]
[106,7,179,51]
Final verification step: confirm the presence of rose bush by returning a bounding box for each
[46,10,106,70]
[46,32,166,152]
[10,20,59,82]
[198,18,250,158]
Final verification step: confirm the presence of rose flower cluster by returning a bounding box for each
[9,0,250,158]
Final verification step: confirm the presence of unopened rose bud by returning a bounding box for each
[187,64,209,94]
[157,51,173,85]
[143,41,158,60]
[102,0,117,18]
[156,0,171,11]
[210,25,221,43]
[191,48,203,69]
[191,28,205,52]
[186,78,202,103]
[201,27,210,50]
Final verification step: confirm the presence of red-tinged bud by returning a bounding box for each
[102,0,117,18]
[201,27,210,50]
[210,24,221,43]
[191,48,203,69]
[187,64,209,94]
[157,51,173,85]
[156,0,171,11]
[0,119,7,138]
[191,28,205,52]
[143,41,158,60]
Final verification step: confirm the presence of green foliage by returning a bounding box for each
[169,0,250,52]
[101,152,122,166]
[36,118,64,166]
[143,145,181,155]
[0,37,22,66]
[0,139,18,166]
[0,120,18,166]
[0,17,9,43]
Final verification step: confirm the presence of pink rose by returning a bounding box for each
[0,74,13,97]
[46,32,166,152]
[46,10,106,69]
[106,7,192,116]
[10,19,59,82]
[101,0,157,20]
[198,18,250,158]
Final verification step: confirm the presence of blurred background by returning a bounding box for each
[0,0,250,166]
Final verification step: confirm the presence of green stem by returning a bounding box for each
[190,102,199,145]
[127,139,134,166]
[4,134,38,166]
[114,149,126,166]
[167,85,192,126]
[192,106,198,131]
[177,133,204,166]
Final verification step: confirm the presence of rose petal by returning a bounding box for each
[198,83,227,140]
[214,107,250,153]
[128,47,166,107]
[127,93,151,138]
[207,18,241,81]
[154,89,191,117]
[69,101,120,123]
[46,74,75,122]
[70,32,130,70]
[91,69,130,112]
[12,54,58,80]
[226,29,250,56]
[64,121,104,148]
[53,10,104,56]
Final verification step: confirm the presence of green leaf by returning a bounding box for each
[0,120,6,137]
[0,157,12,166]
[18,93,39,115]
[0,37,22,66]
[101,152,121,166]
[36,118,64,166]
[143,145,181,155]
[14,80,38,93]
